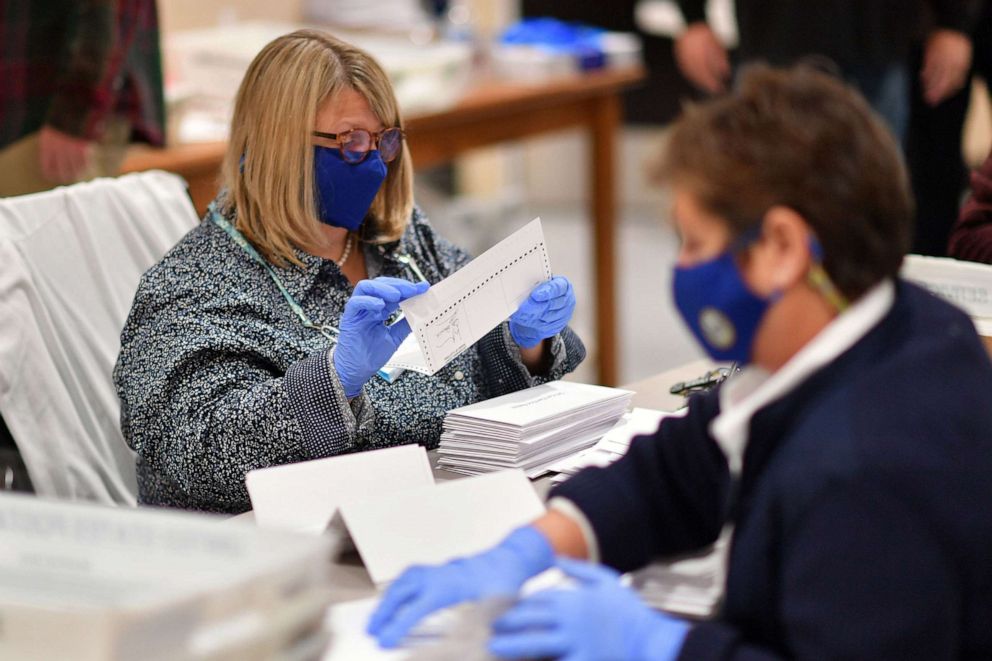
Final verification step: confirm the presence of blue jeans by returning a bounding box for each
[846,63,910,145]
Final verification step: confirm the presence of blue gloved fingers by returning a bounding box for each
[555,557,621,585]
[342,296,388,324]
[515,298,572,323]
[511,298,541,320]
[536,306,574,326]
[510,278,574,348]
[488,629,570,660]
[369,276,430,292]
[368,567,428,635]
[376,591,456,649]
[529,276,570,302]
[509,328,543,349]
[353,279,409,304]
[394,278,430,299]
[385,317,412,347]
[542,293,575,312]
[359,277,429,302]
[344,294,387,314]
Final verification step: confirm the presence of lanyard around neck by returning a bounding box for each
[208,202,340,341]
[208,203,428,344]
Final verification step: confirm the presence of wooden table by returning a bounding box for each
[121,67,645,385]
[231,360,717,606]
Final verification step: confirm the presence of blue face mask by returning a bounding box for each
[672,249,776,364]
[313,145,388,231]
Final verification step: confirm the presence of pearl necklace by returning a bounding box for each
[336,232,354,268]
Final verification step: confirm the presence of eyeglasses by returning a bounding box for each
[312,127,405,164]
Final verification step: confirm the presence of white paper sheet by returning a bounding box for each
[333,470,545,585]
[548,407,683,484]
[384,218,552,375]
[246,445,434,534]
[323,598,408,661]
[443,381,632,428]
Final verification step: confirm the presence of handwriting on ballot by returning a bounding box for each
[384,218,552,375]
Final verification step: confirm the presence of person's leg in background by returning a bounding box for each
[846,62,911,144]
[905,6,992,257]
[0,116,131,198]
[906,44,972,256]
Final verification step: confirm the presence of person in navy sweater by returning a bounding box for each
[368,64,992,660]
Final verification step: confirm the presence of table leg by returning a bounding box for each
[589,94,621,385]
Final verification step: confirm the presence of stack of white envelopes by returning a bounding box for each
[437,381,633,478]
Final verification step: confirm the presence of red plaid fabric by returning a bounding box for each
[0,0,165,150]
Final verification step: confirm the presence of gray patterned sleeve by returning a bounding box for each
[115,289,371,512]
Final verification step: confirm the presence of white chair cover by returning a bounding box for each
[0,171,199,504]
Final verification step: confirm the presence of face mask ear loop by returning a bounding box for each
[806,237,849,312]
[730,224,787,303]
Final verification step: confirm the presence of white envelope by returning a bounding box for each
[333,469,545,585]
[245,445,434,534]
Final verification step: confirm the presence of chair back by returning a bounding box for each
[0,172,199,504]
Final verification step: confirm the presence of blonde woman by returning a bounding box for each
[113,30,584,513]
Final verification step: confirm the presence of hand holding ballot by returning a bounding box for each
[384,218,575,376]
[334,277,430,398]
[509,276,577,349]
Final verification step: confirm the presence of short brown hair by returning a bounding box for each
[660,64,914,300]
[219,30,414,266]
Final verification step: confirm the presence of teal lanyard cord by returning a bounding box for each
[208,202,427,344]
[208,202,340,342]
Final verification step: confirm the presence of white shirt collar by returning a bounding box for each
[710,279,896,476]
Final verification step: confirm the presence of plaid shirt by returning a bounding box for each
[0,0,164,150]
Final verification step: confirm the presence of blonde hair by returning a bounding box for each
[219,29,414,266]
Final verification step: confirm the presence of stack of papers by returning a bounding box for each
[548,407,676,484]
[324,596,515,661]
[437,382,633,478]
[0,493,335,661]
[901,254,992,336]
[629,530,731,619]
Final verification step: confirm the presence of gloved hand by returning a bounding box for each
[489,558,690,661]
[333,277,429,398]
[509,276,576,348]
[368,526,555,649]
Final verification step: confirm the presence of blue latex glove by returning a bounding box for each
[489,558,690,661]
[368,526,555,649]
[333,277,429,398]
[509,276,576,348]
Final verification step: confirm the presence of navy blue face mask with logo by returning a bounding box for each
[672,248,776,364]
[313,145,388,231]
[672,229,845,364]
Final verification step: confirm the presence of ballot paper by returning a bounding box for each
[548,407,681,484]
[246,445,434,535]
[384,218,552,375]
[331,469,545,585]
[435,381,633,478]
[323,597,510,661]
[629,529,731,619]
[323,571,567,660]
[901,254,992,335]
